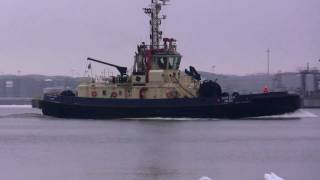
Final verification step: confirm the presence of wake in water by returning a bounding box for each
[0,105,32,108]
[0,105,43,119]
[0,113,44,119]
[124,117,211,121]
[127,109,318,121]
[199,172,285,180]
[256,109,318,119]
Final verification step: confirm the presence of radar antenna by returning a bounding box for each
[143,0,170,49]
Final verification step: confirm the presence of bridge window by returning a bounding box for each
[158,57,168,69]
[152,56,181,70]
[168,57,181,70]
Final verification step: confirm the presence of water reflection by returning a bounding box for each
[133,121,186,180]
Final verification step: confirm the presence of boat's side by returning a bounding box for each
[40,92,301,119]
[230,93,301,118]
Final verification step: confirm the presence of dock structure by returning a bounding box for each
[299,67,320,108]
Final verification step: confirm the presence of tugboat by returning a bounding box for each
[38,0,301,119]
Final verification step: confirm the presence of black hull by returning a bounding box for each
[39,92,301,119]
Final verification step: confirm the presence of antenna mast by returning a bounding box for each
[144,0,169,49]
[267,48,270,75]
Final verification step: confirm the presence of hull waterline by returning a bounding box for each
[40,92,301,119]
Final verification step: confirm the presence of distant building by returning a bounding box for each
[0,75,83,98]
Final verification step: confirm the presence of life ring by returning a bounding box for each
[91,91,97,97]
[139,87,148,99]
[111,92,118,98]
[263,86,269,93]
[166,91,177,99]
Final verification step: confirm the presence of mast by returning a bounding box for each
[267,48,270,75]
[144,0,169,49]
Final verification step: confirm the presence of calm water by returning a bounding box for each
[0,106,319,180]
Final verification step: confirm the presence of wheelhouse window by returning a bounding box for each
[158,57,168,69]
[168,56,181,70]
[152,55,181,70]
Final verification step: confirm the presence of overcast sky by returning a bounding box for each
[0,0,319,76]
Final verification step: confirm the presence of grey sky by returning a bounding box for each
[0,0,319,76]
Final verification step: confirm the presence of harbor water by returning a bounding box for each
[0,106,319,180]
